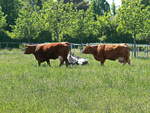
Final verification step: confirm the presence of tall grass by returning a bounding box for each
[0,49,150,113]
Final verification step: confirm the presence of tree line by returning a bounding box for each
[0,0,149,44]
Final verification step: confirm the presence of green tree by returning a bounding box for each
[12,1,77,42]
[140,0,150,7]
[94,13,113,42]
[137,6,150,42]
[66,5,96,43]
[92,0,110,15]
[41,1,76,41]
[12,4,44,42]
[0,7,6,29]
[111,0,116,15]
[117,0,148,57]
[0,0,20,30]
[122,0,150,7]
[20,0,48,10]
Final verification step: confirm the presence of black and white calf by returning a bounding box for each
[67,53,88,65]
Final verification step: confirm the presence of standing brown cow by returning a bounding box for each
[24,42,70,67]
[82,44,130,65]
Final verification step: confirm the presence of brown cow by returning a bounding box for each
[24,42,70,67]
[82,44,130,65]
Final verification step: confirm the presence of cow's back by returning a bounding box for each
[34,43,70,62]
[98,44,130,60]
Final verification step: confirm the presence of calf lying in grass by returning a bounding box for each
[67,52,88,65]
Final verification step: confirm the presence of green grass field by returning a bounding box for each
[0,49,150,113]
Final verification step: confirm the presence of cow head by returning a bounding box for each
[24,44,37,54]
[82,45,97,54]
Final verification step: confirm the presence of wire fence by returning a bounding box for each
[0,42,150,58]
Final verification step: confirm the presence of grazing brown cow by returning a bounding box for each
[82,44,130,65]
[24,42,70,66]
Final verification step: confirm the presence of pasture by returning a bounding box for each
[0,49,150,113]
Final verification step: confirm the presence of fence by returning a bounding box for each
[0,42,150,58]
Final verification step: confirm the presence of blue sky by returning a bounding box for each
[106,0,121,7]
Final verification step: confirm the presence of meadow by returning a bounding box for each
[0,49,150,113]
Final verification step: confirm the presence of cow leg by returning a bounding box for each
[46,60,51,67]
[59,60,65,67]
[118,57,125,64]
[64,53,70,67]
[126,57,131,65]
[121,58,127,65]
[124,57,131,65]
[58,56,64,66]
[59,55,69,67]
[127,59,131,65]
[119,60,124,64]
[100,60,105,66]
[38,61,41,66]
[122,61,126,65]
[118,57,128,65]
[122,60,126,65]
[65,59,69,67]
[59,59,69,67]
[59,56,64,67]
